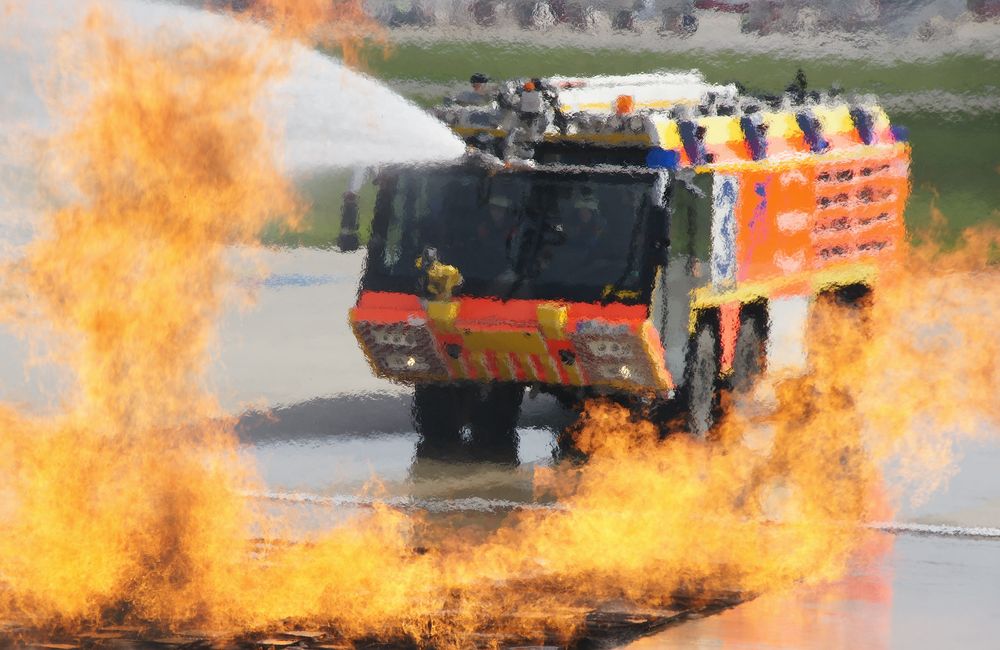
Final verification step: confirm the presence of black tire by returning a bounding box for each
[833,284,873,324]
[412,383,472,459]
[470,384,524,463]
[808,284,874,361]
[810,284,873,333]
[731,312,767,394]
[551,387,585,412]
[685,321,720,437]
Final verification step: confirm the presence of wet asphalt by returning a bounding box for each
[219,248,1000,649]
[1,2,998,645]
[0,246,996,646]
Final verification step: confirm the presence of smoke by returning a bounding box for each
[0,0,996,645]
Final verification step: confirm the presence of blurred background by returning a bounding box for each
[191,0,998,251]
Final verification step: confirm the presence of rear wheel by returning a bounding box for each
[808,284,874,362]
[831,284,873,324]
[809,284,873,334]
[731,312,767,394]
[685,321,720,437]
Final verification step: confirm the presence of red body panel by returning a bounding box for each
[351,294,673,391]
[733,147,909,290]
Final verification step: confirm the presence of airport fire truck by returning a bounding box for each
[348,71,909,456]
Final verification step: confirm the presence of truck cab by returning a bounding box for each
[349,72,909,458]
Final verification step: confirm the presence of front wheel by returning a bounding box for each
[731,312,767,394]
[470,384,524,463]
[412,382,524,462]
[685,321,720,437]
[412,383,473,459]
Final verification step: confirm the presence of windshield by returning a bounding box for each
[364,165,658,304]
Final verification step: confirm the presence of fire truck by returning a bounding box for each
[348,71,909,457]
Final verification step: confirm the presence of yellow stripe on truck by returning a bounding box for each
[462,330,548,355]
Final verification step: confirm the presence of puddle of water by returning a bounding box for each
[248,426,555,494]
[627,533,1000,650]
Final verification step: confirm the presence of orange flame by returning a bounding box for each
[0,1,997,645]
[233,0,386,66]
[0,4,296,625]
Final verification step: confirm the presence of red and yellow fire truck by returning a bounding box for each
[348,71,909,457]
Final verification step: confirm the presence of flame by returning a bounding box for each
[234,0,386,66]
[849,224,1000,501]
[0,2,296,625]
[0,0,998,645]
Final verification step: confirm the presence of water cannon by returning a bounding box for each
[429,70,901,167]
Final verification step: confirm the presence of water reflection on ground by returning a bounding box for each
[627,531,1000,649]
[246,417,1000,649]
[230,248,1000,649]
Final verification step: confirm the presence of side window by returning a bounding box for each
[382,177,411,270]
[382,172,435,271]
[669,172,712,264]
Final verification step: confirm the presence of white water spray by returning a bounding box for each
[0,0,464,246]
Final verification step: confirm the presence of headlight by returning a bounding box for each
[386,354,429,372]
[353,319,449,380]
[568,321,661,388]
[596,363,635,381]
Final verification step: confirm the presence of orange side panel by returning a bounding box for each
[810,149,910,271]
[734,146,910,289]
[735,163,815,284]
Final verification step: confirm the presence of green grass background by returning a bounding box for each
[264,43,1000,248]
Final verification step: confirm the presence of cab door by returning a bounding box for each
[650,171,713,381]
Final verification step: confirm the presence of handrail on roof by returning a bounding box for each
[435,72,899,167]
